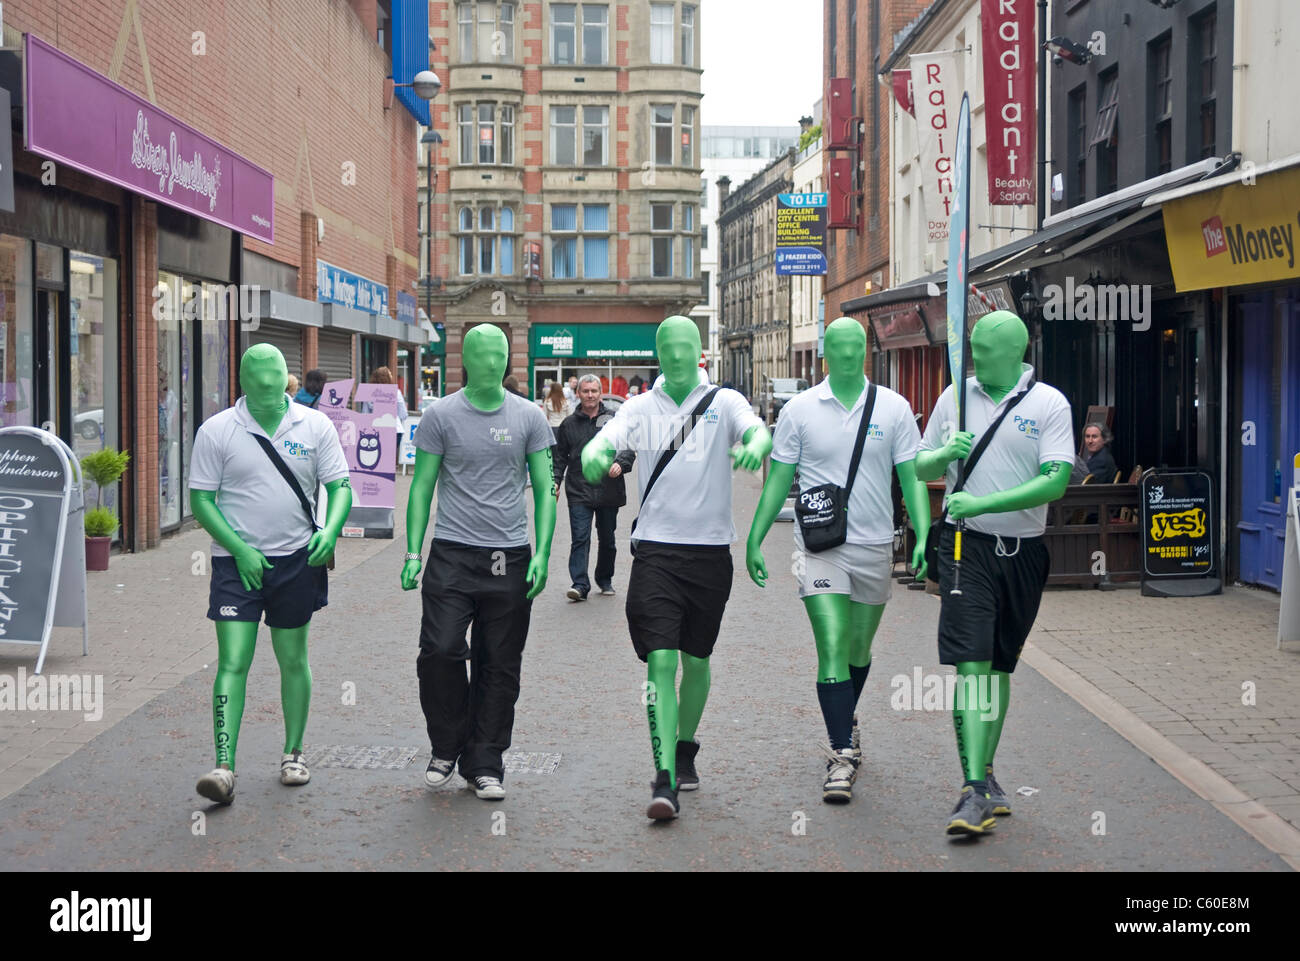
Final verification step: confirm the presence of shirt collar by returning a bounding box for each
[234,394,301,436]
[814,377,870,413]
[974,364,1034,405]
[652,368,711,404]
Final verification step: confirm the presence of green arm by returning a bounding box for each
[947,460,1073,519]
[745,458,797,586]
[400,449,442,590]
[915,431,974,481]
[733,423,773,471]
[524,447,556,600]
[896,459,930,577]
[190,488,271,592]
[306,477,352,567]
[581,436,617,485]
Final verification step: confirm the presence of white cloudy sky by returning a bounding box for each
[701,0,824,127]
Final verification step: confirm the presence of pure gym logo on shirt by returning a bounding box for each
[702,407,720,424]
[1013,415,1040,439]
[489,426,513,445]
[866,422,885,440]
[282,440,310,459]
[50,891,151,941]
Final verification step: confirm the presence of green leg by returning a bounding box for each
[848,601,884,670]
[677,653,711,742]
[646,650,679,788]
[803,594,852,683]
[270,625,312,754]
[213,621,258,772]
[953,660,994,784]
[985,669,1011,767]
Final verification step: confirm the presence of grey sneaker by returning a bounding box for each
[946,785,997,836]
[280,751,311,786]
[196,766,236,805]
[468,775,506,800]
[821,746,859,804]
[566,587,588,602]
[424,756,456,788]
[985,767,1011,816]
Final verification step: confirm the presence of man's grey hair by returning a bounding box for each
[577,374,602,389]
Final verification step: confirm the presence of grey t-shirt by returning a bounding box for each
[414,389,553,547]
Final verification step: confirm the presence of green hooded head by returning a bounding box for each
[462,323,510,390]
[239,344,289,416]
[823,317,867,380]
[970,310,1029,393]
[656,315,703,397]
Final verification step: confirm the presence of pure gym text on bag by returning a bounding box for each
[795,383,877,553]
[923,379,1035,584]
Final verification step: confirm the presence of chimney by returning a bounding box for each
[799,115,813,133]
[717,175,731,207]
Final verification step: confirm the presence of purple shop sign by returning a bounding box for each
[23,34,274,243]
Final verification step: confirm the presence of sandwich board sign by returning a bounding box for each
[0,427,89,673]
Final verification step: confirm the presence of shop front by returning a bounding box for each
[529,323,661,402]
[1155,160,1300,590]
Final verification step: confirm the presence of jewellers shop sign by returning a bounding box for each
[0,428,89,673]
[24,34,274,243]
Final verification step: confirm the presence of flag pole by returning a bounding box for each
[946,93,973,597]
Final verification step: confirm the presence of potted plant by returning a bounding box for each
[81,448,130,572]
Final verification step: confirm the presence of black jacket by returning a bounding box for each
[1086,445,1118,484]
[553,403,635,507]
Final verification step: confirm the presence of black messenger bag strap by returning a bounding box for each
[939,378,1037,526]
[632,386,721,536]
[842,383,878,497]
[250,432,320,533]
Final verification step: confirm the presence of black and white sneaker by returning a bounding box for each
[424,756,456,788]
[598,584,616,596]
[675,739,700,791]
[646,769,679,820]
[821,746,859,804]
[566,587,588,602]
[196,766,236,805]
[468,775,506,800]
[850,715,862,762]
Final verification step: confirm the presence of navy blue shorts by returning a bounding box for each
[207,546,327,629]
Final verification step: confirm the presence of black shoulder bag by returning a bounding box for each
[249,433,335,570]
[795,383,877,553]
[923,379,1035,583]
[629,386,721,555]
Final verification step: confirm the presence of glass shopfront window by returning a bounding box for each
[0,236,34,428]
[157,272,185,528]
[70,251,120,513]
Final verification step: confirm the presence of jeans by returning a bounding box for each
[568,500,618,593]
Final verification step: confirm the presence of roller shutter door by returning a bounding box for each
[248,321,303,379]
[317,330,355,381]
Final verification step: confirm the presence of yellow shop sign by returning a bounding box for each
[1161,165,1300,292]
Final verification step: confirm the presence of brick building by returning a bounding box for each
[420,1,704,398]
[0,0,428,550]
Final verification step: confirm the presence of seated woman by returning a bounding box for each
[1082,423,1118,484]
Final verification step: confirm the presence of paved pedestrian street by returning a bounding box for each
[0,475,1293,871]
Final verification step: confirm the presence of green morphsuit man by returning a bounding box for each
[916,310,1074,836]
[402,323,555,801]
[190,344,353,805]
[581,315,771,820]
[747,317,930,804]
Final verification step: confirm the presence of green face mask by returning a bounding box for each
[239,344,289,415]
[823,317,867,380]
[463,323,510,389]
[969,310,1029,393]
[656,315,703,398]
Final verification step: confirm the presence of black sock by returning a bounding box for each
[816,680,855,750]
[964,778,990,795]
[849,662,871,706]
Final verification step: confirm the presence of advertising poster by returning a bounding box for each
[353,383,405,418]
[980,0,1036,205]
[774,192,828,276]
[1140,469,1219,596]
[911,50,960,247]
[319,379,355,411]
[322,406,397,510]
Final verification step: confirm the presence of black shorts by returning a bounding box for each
[625,541,733,662]
[419,539,533,660]
[208,546,327,629]
[936,527,1050,673]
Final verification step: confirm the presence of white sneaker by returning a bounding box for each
[425,756,456,788]
[821,745,858,804]
[468,775,506,800]
[280,751,311,786]
[196,766,236,804]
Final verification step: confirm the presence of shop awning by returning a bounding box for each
[252,290,323,328]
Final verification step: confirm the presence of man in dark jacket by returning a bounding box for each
[554,374,635,601]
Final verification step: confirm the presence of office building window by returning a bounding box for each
[1193,9,1217,159]
[701,177,708,208]
[651,3,674,64]
[552,4,577,63]
[552,204,578,278]
[458,104,474,164]
[582,105,609,165]
[681,105,695,165]
[478,102,495,164]
[683,204,695,278]
[552,105,577,164]
[1093,69,1118,195]
[550,204,608,279]
[652,104,674,165]
[651,202,673,277]
[458,2,515,62]
[681,5,695,66]
[458,101,517,165]
[457,204,517,276]
[583,204,610,278]
[1150,35,1173,176]
[583,6,609,65]
[701,224,709,249]
[500,105,514,164]
[1067,84,1086,205]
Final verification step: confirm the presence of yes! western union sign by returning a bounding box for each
[1161,165,1300,292]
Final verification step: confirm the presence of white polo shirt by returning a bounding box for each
[189,395,350,557]
[596,370,763,546]
[919,364,1075,538]
[772,379,920,546]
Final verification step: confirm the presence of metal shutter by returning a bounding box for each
[248,321,303,379]
[317,329,355,381]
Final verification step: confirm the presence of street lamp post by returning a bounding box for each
[422,129,443,383]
